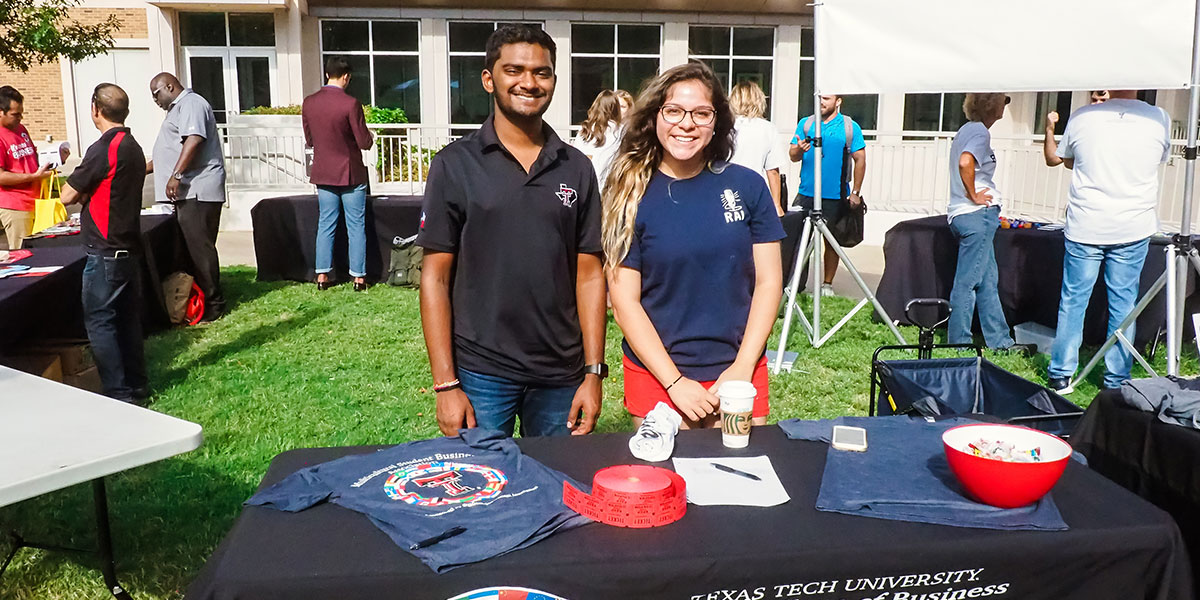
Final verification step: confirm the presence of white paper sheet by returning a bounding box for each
[671,456,790,507]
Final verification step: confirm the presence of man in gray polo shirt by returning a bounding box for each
[147,72,226,320]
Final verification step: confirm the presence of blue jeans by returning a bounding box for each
[82,254,147,401]
[1050,237,1149,389]
[315,183,367,278]
[947,206,1013,348]
[458,368,580,437]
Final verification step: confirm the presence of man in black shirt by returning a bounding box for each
[418,26,606,437]
[61,83,149,404]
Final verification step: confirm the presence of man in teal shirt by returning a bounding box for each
[790,95,866,296]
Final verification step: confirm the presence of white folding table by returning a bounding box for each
[0,365,203,599]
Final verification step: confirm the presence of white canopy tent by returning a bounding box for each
[816,0,1193,95]
[778,0,1200,376]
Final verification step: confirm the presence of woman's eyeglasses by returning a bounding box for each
[660,104,716,126]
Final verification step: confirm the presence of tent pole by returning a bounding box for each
[1169,0,1200,376]
[811,1,824,344]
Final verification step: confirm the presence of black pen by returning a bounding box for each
[409,526,467,551]
[710,462,761,481]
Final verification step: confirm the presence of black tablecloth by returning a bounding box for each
[876,215,1197,345]
[252,195,423,283]
[0,246,88,353]
[186,426,1192,600]
[1072,389,1200,594]
[0,214,187,352]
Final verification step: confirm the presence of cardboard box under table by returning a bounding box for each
[186,426,1191,600]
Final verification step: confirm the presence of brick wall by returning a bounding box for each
[0,8,150,143]
[74,8,149,39]
[0,62,68,142]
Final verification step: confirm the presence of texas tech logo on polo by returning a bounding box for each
[556,184,578,208]
[383,461,508,507]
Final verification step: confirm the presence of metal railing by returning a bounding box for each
[219,123,480,193]
[833,131,1192,231]
[218,122,1196,231]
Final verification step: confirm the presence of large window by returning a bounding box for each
[448,21,542,126]
[320,20,421,122]
[179,13,277,122]
[797,27,878,131]
[903,93,967,134]
[689,26,774,114]
[180,12,275,47]
[570,24,660,125]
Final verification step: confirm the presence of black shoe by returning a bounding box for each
[316,280,331,291]
[1048,377,1071,391]
[997,343,1037,356]
[353,280,367,292]
[200,307,223,322]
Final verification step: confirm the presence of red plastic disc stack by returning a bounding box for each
[563,465,687,528]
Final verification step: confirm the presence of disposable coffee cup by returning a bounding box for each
[718,381,756,448]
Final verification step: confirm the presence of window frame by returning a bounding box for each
[179,12,276,48]
[687,25,776,112]
[318,18,422,121]
[569,22,662,125]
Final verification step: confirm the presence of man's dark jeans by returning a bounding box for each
[82,253,148,402]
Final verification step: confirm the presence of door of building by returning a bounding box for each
[182,48,276,123]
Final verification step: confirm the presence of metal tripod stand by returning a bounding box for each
[771,203,906,374]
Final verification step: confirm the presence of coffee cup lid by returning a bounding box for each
[717,380,756,399]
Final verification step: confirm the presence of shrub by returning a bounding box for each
[241,105,302,115]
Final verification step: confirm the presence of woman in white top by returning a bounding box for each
[728,81,786,215]
[572,90,623,188]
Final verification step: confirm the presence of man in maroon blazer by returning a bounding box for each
[302,55,374,291]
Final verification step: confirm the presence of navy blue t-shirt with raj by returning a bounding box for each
[622,162,786,381]
[245,429,591,573]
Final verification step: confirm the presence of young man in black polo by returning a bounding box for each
[61,83,149,404]
[418,25,606,438]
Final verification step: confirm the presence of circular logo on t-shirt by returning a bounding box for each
[447,587,567,600]
[383,461,507,507]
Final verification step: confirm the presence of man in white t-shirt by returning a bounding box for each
[1048,91,1171,391]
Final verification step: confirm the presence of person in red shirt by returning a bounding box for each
[0,86,50,249]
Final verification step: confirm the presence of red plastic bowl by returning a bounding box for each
[941,424,1072,509]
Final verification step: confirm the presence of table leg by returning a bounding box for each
[93,479,133,600]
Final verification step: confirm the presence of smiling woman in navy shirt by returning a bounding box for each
[603,62,784,429]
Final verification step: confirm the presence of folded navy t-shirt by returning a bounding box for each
[246,428,592,572]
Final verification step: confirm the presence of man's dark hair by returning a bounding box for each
[92,83,130,123]
[0,86,23,113]
[483,25,556,72]
[325,56,353,80]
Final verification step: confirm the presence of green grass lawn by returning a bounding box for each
[1,267,1192,599]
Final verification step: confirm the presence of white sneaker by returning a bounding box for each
[820,283,835,297]
[629,402,683,462]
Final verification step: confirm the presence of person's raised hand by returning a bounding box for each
[435,388,476,436]
[666,378,720,422]
[1046,111,1060,129]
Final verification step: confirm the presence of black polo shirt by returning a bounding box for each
[417,115,602,386]
[67,127,147,252]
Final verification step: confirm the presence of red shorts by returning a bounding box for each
[622,355,770,419]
